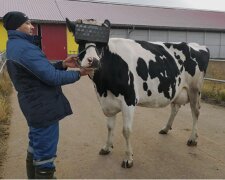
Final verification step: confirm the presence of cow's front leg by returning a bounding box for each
[99,115,116,155]
[121,106,134,168]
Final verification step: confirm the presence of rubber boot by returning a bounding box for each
[35,167,56,179]
[26,152,35,179]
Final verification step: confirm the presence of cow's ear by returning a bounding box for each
[66,18,75,32]
[103,19,111,28]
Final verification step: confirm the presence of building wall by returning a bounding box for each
[67,28,78,55]
[0,21,7,52]
[0,21,79,59]
[1,21,224,59]
[111,28,225,59]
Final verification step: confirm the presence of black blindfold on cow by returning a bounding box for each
[65,18,111,69]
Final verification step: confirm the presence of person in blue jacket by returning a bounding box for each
[3,11,92,179]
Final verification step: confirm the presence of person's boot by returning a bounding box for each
[26,152,35,179]
[35,167,56,179]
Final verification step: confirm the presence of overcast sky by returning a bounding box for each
[89,0,225,12]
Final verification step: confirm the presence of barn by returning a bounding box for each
[0,0,225,59]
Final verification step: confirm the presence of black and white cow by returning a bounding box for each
[67,20,210,168]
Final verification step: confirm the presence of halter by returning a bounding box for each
[76,44,104,69]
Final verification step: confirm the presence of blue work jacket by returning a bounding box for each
[6,30,80,128]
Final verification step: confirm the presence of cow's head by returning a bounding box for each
[66,18,110,69]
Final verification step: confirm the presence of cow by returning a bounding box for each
[66,19,210,168]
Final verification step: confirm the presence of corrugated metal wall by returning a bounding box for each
[110,28,224,59]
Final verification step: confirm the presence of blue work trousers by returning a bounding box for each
[28,122,59,169]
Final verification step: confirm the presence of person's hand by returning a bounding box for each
[62,55,80,68]
[79,68,94,76]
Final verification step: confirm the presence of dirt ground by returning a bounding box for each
[0,121,9,179]
[1,76,225,179]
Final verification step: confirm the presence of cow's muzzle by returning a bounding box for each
[87,57,100,69]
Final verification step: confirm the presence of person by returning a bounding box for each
[3,11,92,179]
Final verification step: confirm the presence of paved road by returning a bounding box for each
[2,76,225,179]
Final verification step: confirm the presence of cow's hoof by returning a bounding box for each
[99,149,111,155]
[121,160,133,168]
[159,129,168,134]
[187,140,197,146]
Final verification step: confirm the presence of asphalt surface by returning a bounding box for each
[2,76,225,179]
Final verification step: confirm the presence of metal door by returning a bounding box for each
[41,24,67,60]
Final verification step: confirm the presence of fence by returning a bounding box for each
[205,59,225,83]
[0,51,6,73]
[204,77,225,83]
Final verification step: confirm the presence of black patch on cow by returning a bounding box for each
[180,66,184,73]
[147,90,152,96]
[174,53,180,60]
[136,58,152,96]
[189,48,209,74]
[136,58,148,81]
[92,47,136,106]
[178,77,181,86]
[136,41,181,99]
[143,82,148,91]
[165,42,209,77]
[78,44,86,60]
[165,42,199,77]
[165,43,171,49]
[178,59,183,65]
[183,58,197,76]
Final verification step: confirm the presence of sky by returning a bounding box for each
[87,0,225,12]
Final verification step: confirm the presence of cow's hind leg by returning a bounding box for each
[159,103,180,134]
[99,115,116,155]
[187,89,201,146]
[121,105,134,168]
